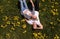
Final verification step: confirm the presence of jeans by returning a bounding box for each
[19,0,35,19]
[19,0,28,14]
[19,0,31,19]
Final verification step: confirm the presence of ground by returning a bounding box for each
[0,0,60,39]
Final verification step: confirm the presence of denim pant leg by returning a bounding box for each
[19,0,31,19]
[23,0,28,9]
[19,0,25,15]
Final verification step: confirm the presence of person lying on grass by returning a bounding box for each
[19,0,43,29]
[25,11,43,29]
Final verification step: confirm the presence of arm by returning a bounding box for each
[25,19,33,25]
[29,0,34,7]
[29,0,35,14]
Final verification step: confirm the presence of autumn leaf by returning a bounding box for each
[22,24,26,29]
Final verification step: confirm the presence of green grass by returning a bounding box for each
[0,0,60,39]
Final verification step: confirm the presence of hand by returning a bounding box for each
[30,0,33,3]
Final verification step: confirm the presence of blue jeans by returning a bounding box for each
[19,0,28,15]
[19,0,35,19]
[19,0,31,19]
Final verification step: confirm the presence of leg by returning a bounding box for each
[19,0,25,13]
[23,0,28,9]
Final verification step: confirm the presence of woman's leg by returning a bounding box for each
[19,0,25,13]
[23,0,28,9]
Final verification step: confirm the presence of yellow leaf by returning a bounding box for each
[51,6,54,8]
[21,19,25,22]
[54,37,56,39]
[51,10,56,15]
[53,13,55,15]
[55,2,59,5]
[8,1,10,3]
[6,21,10,25]
[33,33,38,37]
[11,22,16,27]
[22,24,26,29]
[0,25,7,28]
[50,22,53,25]
[13,16,19,20]
[1,25,4,27]
[38,32,42,35]
[44,34,46,37]
[2,16,9,21]
[17,21,20,25]
[11,27,15,30]
[55,34,60,39]
[15,21,20,27]
[42,0,45,2]
[55,9,58,12]
[23,30,27,33]
[6,33,10,38]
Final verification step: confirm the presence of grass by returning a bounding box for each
[0,0,60,39]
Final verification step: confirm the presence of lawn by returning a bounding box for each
[0,0,60,39]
